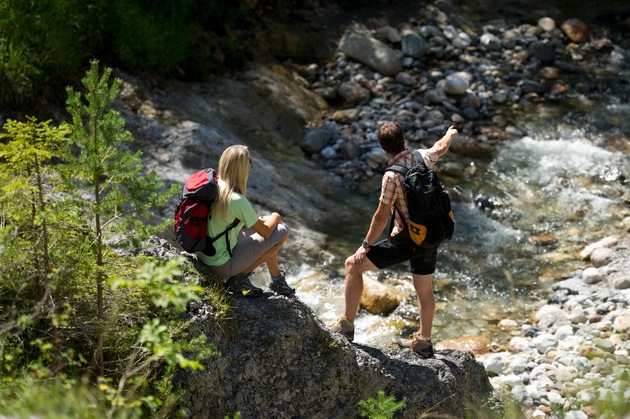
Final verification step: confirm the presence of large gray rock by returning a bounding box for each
[176,289,492,418]
[302,126,333,154]
[338,27,402,76]
[113,65,354,260]
[443,76,469,95]
[401,34,429,58]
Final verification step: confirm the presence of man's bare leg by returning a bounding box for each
[343,255,377,323]
[412,273,435,338]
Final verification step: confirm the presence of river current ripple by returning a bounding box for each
[284,128,629,347]
[251,40,630,350]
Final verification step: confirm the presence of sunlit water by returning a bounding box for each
[251,131,629,348]
[244,130,630,347]
[250,62,630,349]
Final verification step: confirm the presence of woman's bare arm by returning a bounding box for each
[251,212,281,239]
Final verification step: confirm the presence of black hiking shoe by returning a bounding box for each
[396,333,434,358]
[225,275,263,298]
[269,271,295,296]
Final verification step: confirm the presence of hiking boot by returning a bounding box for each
[225,275,263,298]
[327,316,355,341]
[269,271,295,296]
[396,333,434,358]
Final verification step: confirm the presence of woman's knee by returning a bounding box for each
[278,223,288,240]
[271,223,288,246]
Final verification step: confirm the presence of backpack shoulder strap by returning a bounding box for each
[387,149,426,175]
[208,218,241,258]
[388,203,406,236]
[385,164,409,178]
[410,150,427,170]
[387,164,407,176]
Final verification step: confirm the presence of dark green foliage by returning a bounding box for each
[0,0,290,108]
[108,0,192,74]
[0,39,41,107]
[0,0,103,108]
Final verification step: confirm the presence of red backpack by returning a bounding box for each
[173,168,239,257]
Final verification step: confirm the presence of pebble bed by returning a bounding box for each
[294,8,629,194]
[478,231,630,418]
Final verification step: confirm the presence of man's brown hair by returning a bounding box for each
[377,121,405,154]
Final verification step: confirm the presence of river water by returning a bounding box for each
[288,128,629,347]
[174,0,630,349]
[255,43,630,349]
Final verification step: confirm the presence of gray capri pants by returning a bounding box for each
[210,222,288,279]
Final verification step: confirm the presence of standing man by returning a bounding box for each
[328,122,458,358]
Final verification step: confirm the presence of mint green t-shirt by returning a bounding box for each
[197,192,259,266]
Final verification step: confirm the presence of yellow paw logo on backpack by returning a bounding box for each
[409,221,427,246]
[241,289,251,296]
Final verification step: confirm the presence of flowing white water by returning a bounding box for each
[263,131,629,347]
[234,46,630,347]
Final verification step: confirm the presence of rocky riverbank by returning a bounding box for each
[110,1,629,417]
[475,230,630,418]
[131,239,492,419]
[294,7,629,194]
[182,293,491,419]
[343,231,630,418]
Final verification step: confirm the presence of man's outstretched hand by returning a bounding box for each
[445,125,458,140]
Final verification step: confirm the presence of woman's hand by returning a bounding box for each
[253,212,281,239]
[262,212,281,226]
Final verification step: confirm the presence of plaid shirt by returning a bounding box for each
[380,148,439,235]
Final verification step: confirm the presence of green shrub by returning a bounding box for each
[0,0,101,106]
[359,390,406,419]
[0,39,40,108]
[108,0,190,74]
[0,377,110,419]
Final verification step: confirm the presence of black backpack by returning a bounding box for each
[387,150,455,248]
[173,168,239,257]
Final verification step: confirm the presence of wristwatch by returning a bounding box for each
[362,240,372,249]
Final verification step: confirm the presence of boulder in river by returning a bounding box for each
[338,26,403,76]
[435,336,494,356]
[360,276,405,315]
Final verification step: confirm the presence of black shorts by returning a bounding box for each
[366,237,438,275]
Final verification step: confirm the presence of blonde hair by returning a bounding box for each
[213,145,251,220]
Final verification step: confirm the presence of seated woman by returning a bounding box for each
[197,145,294,297]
